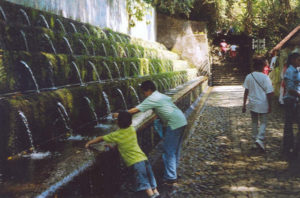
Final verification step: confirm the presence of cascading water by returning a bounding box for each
[130,62,139,76]
[19,8,31,26]
[56,18,66,34]
[48,61,56,89]
[0,6,7,22]
[101,43,107,56]
[113,61,121,78]
[70,22,78,33]
[129,86,140,104]
[116,88,127,110]
[116,34,123,43]
[20,60,40,93]
[111,44,118,57]
[71,61,84,86]
[18,111,36,153]
[102,91,111,116]
[39,14,49,29]
[100,29,107,39]
[84,96,99,125]
[108,32,116,42]
[102,61,113,80]
[89,41,96,56]
[150,62,156,74]
[88,61,101,83]
[81,25,90,36]
[20,30,29,52]
[63,36,73,54]
[43,33,57,54]
[79,39,89,55]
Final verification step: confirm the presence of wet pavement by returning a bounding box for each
[167,85,300,198]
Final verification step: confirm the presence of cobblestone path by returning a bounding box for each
[169,86,300,198]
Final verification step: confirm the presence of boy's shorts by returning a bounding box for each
[131,160,157,192]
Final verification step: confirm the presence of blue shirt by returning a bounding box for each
[284,65,300,100]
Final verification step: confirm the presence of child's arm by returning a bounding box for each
[85,136,104,148]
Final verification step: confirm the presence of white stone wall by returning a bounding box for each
[6,0,156,41]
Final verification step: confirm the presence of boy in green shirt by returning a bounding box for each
[85,111,160,198]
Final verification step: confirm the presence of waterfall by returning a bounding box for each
[150,62,156,74]
[117,88,127,110]
[18,111,36,153]
[56,19,66,34]
[63,36,73,54]
[71,61,84,86]
[113,61,121,78]
[111,44,118,57]
[89,41,96,56]
[102,61,113,80]
[70,22,78,33]
[129,86,140,104]
[109,32,116,42]
[84,97,99,125]
[0,6,7,22]
[130,62,139,76]
[20,61,40,93]
[39,14,49,29]
[88,61,101,83]
[79,39,89,55]
[102,91,111,115]
[43,33,57,54]
[48,61,56,89]
[57,102,73,135]
[81,25,90,36]
[20,30,29,52]
[101,43,107,56]
[19,8,31,26]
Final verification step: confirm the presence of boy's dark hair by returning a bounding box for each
[140,80,156,92]
[287,52,300,66]
[117,110,132,128]
[252,57,266,71]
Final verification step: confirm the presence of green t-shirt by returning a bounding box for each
[102,126,147,167]
[136,91,187,130]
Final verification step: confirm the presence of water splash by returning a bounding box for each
[43,33,56,54]
[88,61,101,83]
[79,39,89,55]
[39,14,49,29]
[70,22,78,33]
[36,160,93,198]
[71,61,84,86]
[20,61,40,93]
[102,61,113,80]
[130,62,139,76]
[56,19,66,34]
[20,30,29,51]
[84,96,99,125]
[111,44,118,57]
[129,86,140,104]
[0,6,7,22]
[117,88,127,110]
[81,25,90,36]
[63,36,73,54]
[19,9,31,26]
[57,102,73,135]
[101,43,107,56]
[18,111,36,153]
[113,61,121,78]
[102,91,111,115]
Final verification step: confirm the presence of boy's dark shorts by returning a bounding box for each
[130,160,157,192]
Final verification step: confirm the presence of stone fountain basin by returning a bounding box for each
[0,77,207,198]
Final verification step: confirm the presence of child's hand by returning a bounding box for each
[112,113,119,119]
[85,142,92,149]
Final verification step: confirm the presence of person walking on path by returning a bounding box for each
[85,111,160,198]
[282,52,300,159]
[115,80,187,186]
[242,57,274,151]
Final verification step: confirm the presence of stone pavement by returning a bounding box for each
[167,85,300,198]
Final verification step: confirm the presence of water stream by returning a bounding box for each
[113,61,121,78]
[101,43,107,56]
[88,61,101,83]
[79,39,89,55]
[129,86,140,104]
[116,88,127,110]
[19,8,31,26]
[20,60,40,93]
[102,91,111,115]
[70,22,78,33]
[63,36,73,54]
[18,111,36,153]
[39,14,49,29]
[84,96,99,125]
[0,6,7,22]
[43,33,57,54]
[20,30,29,52]
[81,25,90,36]
[102,61,113,80]
[56,19,66,34]
[71,61,84,86]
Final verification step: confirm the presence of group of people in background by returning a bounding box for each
[242,51,300,160]
[219,39,238,59]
